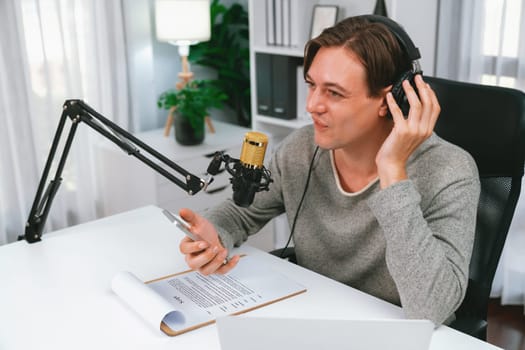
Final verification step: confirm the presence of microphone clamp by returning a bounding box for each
[206,151,273,207]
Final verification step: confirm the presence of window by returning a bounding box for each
[481,0,523,88]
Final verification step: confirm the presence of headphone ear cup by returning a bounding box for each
[388,71,418,119]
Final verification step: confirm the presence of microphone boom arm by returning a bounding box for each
[22,99,210,243]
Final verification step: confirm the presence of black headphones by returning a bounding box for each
[357,15,423,118]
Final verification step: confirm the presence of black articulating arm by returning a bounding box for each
[21,99,211,243]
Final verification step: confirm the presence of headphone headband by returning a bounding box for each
[351,15,422,118]
[356,15,421,62]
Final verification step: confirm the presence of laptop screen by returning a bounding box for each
[216,316,434,350]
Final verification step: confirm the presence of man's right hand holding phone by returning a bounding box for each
[177,207,240,275]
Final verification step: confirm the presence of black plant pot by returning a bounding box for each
[174,114,204,145]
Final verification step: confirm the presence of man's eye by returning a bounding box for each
[328,90,342,97]
[305,81,314,89]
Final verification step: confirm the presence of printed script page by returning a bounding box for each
[112,255,306,335]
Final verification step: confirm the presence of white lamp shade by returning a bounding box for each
[155,0,211,45]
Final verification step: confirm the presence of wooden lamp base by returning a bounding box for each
[163,55,215,137]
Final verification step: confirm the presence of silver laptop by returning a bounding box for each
[216,316,434,350]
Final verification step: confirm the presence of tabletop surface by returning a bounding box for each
[0,206,501,350]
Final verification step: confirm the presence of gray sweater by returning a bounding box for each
[205,126,480,325]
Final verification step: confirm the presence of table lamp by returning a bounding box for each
[155,0,212,135]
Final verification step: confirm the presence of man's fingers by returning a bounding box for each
[179,236,209,254]
[215,254,241,274]
[386,92,404,123]
[185,244,222,271]
[198,248,230,275]
[413,76,440,135]
[403,79,422,123]
[177,207,235,275]
[427,83,441,127]
[179,207,197,225]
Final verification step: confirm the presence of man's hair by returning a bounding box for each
[303,16,412,98]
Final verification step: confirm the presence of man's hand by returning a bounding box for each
[178,207,240,275]
[376,74,441,188]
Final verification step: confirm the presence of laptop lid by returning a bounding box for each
[216,316,434,350]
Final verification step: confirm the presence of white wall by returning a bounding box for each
[122,0,160,132]
[390,0,439,75]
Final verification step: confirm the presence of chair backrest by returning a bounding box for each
[426,76,525,323]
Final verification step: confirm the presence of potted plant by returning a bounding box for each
[157,80,227,145]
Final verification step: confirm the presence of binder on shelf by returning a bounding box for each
[274,0,283,45]
[282,0,291,47]
[265,0,275,45]
[290,0,316,48]
[256,53,273,116]
[271,55,297,119]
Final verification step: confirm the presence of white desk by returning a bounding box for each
[0,206,501,350]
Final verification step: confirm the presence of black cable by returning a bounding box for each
[279,146,320,258]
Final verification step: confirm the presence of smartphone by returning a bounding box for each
[162,209,199,241]
[162,208,231,264]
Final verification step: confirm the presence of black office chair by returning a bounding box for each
[426,76,525,340]
[271,76,525,341]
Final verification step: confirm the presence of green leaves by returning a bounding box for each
[157,80,227,133]
[187,0,250,127]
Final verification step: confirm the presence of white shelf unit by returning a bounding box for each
[249,0,314,144]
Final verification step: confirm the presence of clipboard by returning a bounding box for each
[112,255,307,336]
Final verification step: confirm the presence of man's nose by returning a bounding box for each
[306,88,326,114]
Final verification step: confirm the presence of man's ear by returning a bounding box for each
[378,85,392,117]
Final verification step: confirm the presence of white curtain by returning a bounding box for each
[436,0,525,306]
[0,0,130,244]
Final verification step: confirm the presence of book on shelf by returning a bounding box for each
[290,0,315,48]
[111,255,307,336]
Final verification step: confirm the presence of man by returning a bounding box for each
[178,16,480,325]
